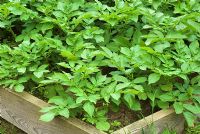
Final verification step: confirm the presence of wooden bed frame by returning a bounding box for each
[0,88,185,134]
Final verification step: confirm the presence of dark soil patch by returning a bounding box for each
[108,101,160,131]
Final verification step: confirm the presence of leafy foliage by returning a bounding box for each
[0,0,200,131]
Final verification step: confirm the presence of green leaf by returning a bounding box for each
[96,109,107,117]
[48,96,66,106]
[133,29,141,45]
[40,112,56,122]
[187,20,200,33]
[138,92,147,100]
[0,21,7,28]
[124,94,141,111]
[40,106,57,113]
[154,42,170,53]
[58,108,69,118]
[88,95,100,103]
[133,77,147,84]
[121,47,132,57]
[157,101,169,109]
[111,121,121,127]
[159,93,174,102]
[20,13,30,20]
[60,50,77,61]
[183,112,196,127]
[17,67,26,73]
[133,85,144,92]
[34,71,44,78]
[193,96,200,104]
[113,36,129,47]
[160,83,173,91]
[189,40,199,54]
[14,84,24,92]
[19,77,29,84]
[123,89,140,95]
[152,1,162,9]
[101,47,113,57]
[173,102,183,114]
[38,23,54,33]
[166,32,187,39]
[8,6,23,15]
[181,62,189,72]
[96,73,107,84]
[76,96,87,104]
[113,75,129,83]
[116,82,130,91]
[111,92,121,100]
[183,104,200,114]
[96,121,110,131]
[94,35,104,43]
[148,73,160,84]
[83,102,95,117]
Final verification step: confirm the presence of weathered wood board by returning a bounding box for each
[0,88,185,134]
[0,88,104,134]
[113,109,185,134]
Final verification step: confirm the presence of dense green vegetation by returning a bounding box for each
[0,0,199,132]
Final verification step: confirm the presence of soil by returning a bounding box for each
[0,117,26,134]
[108,101,159,131]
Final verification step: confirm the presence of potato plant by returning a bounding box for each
[0,0,200,131]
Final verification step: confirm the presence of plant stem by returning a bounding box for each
[8,27,16,39]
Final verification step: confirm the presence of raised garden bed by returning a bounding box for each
[1,1,200,134]
[0,88,185,134]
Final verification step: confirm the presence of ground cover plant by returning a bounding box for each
[0,0,200,132]
[186,121,200,134]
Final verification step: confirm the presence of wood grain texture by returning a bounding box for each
[0,88,104,134]
[112,109,185,134]
[0,88,185,134]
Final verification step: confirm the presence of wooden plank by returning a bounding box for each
[0,88,185,134]
[0,88,104,134]
[112,109,185,134]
